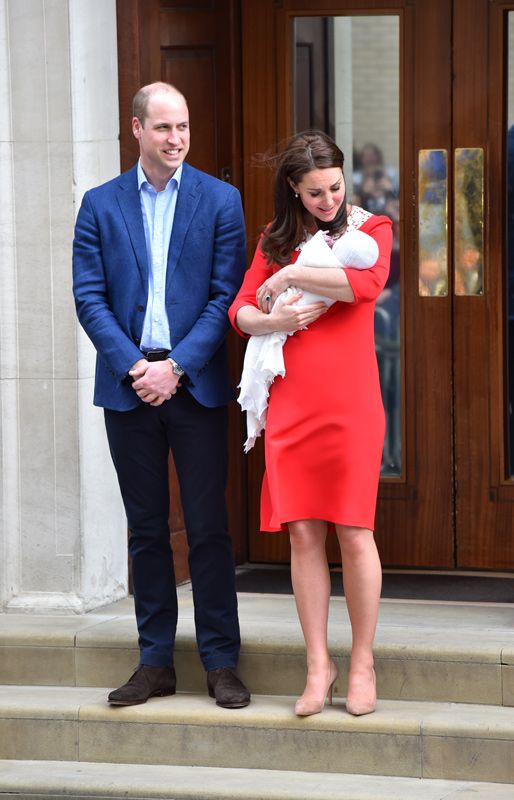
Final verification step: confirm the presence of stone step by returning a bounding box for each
[1,685,514,784]
[1,760,513,800]
[1,593,513,706]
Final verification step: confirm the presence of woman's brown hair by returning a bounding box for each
[260,130,347,266]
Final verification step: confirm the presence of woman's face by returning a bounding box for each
[290,167,346,224]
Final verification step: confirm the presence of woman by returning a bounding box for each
[229,131,392,717]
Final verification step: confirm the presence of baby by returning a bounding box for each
[238,229,379,451]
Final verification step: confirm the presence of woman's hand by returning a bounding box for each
[235,293,328,335]
[256,268,293,312]
[268,292,328,332]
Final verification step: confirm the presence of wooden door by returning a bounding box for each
[453,0,514,568]
[241,0,514,570]
[116,0,247,581]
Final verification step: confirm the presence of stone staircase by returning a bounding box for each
[1,586,514,798]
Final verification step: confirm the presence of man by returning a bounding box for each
[73,82,249,709]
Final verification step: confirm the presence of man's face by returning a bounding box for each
[132,90,190,181]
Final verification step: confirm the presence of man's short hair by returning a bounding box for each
[132,82,187,126]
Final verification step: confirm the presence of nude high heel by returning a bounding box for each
[294,660,338,717]
[346,667,376,716]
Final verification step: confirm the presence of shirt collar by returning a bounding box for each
[137,160,183,192]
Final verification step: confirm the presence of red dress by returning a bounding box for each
[229,209,393,532]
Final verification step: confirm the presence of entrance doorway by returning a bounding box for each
[242,0,514,570]
[116,0,514,572]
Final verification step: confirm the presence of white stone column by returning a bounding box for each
[0,0,127,613]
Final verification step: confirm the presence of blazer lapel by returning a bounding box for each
[116,166,148,284]
[167,163,201,284]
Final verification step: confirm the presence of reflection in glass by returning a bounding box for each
[418,150,448,297]
[507,13,514,476]
[454,148,484,296]
[294,15,401,475]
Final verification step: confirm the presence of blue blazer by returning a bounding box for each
[73,162,247,411]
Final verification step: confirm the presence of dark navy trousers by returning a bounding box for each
[104,389,241,671]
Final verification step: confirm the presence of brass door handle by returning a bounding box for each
[454,148,484,296]
[418,149,449,297]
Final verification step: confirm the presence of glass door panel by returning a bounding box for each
[294,15,401,476]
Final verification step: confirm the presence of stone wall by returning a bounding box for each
[0,0,127,612]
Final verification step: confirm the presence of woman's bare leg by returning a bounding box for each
[336,524,381,715]
[289,519,337,715]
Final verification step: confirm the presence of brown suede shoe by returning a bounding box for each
[207,667,250,708]
[108,665,176,706]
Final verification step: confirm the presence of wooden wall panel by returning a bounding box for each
[161,49,218,175]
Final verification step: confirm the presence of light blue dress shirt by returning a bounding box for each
[137,160,183,351]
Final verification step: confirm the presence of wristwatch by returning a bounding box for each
[169,358,185,377]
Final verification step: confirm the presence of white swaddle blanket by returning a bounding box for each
[238,228,379,452]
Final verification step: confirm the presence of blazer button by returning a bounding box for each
[137,305,145,312]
